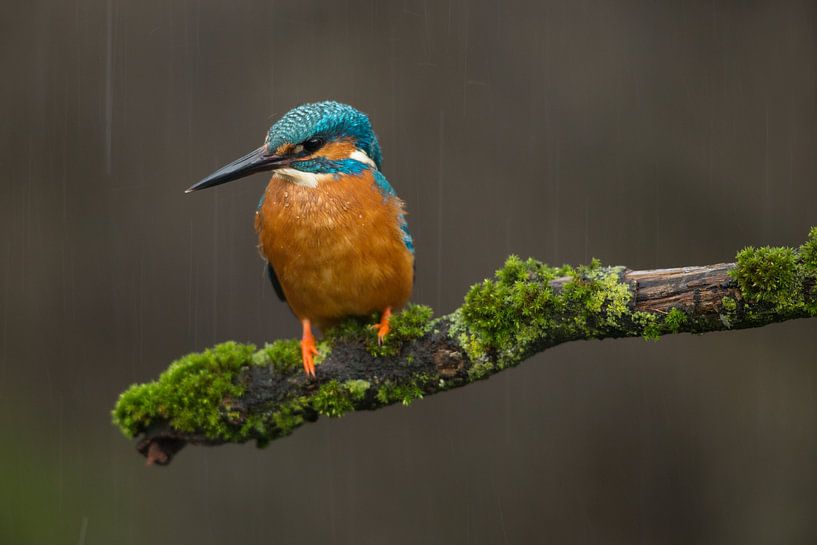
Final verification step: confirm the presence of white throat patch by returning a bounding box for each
[349,149,376,168]
[273,168,331,188]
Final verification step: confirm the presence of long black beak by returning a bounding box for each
[186,145,287,193]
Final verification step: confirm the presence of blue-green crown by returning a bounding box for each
[266,101,382,169]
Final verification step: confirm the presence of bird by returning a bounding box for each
[186,101,414,378]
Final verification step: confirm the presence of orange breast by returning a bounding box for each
[254,170,414,329]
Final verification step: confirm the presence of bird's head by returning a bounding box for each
[187,101,382,192]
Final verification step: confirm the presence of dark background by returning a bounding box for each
[2,1,817,543]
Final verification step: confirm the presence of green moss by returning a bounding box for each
[252,339,302,372]
[311,380,355,417]
[389,304,435,338]
[459,256,636,364]
[368,304,435,357]
[110,307,430,440]
[309,379,372,418]
[633,312,661,341]
[448,309,489,363]
[801,228,817,314]
[253,337,331,372]
[664,308,688,334]
[112,383,162,439]
[630,308,688,339]
[800,227,817,273]
[467,361,495,381]
[718,296,737,328]
[572,259,632,326]
[325,317,371,341]
[325,305,435,357]
[112,341,256,439]
[237,414,271,446]
[732,245,799,312]
[376,379,424,406]
[113,340,319,442]
[460,256,561,361]
[270,397,308,438]
[344,379,371,400]
[455,229,817,367]
[727,228,817,318]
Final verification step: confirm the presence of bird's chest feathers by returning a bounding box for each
[255,172,408,292]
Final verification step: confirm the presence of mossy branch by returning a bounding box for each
[114,228,817,465]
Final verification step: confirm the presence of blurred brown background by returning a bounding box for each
[2,1,817,543]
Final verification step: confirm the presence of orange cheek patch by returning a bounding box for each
[275,143,295,156]
[315,138,357,161]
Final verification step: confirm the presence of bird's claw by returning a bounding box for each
[301,338,318,378]
[370,307,392,346]
[301,321,319,378]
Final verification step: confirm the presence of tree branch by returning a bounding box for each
[114,229,817,465]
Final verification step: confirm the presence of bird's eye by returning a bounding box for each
[301,137,324,154]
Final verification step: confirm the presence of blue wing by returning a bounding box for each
[372,169,398,197]
[266,262,286,302]
[373,170,414,254]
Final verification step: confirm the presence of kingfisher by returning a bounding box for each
[186,101,414,378]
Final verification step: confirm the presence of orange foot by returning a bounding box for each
[371,307,392,346]
[300,319,318,378]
